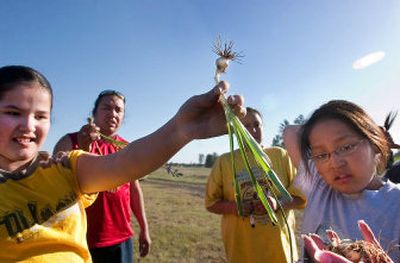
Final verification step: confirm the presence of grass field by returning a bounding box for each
[132,166,303,262]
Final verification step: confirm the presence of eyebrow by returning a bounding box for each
[1,105,50,114]
[310,135,361,150]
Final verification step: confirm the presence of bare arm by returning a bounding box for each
[130,181,151,257]
[206,200,238,215]
[283,125,302,169]
[53,134,74,153]
[281,195,305,210]
[77,82,246,193]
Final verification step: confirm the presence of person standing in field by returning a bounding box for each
[53,90,151,262]
[0,64,246,262]
[205,107,306,263]
[283,100,400,262]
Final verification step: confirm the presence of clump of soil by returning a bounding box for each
[327,240,392,263]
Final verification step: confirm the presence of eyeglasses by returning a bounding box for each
[310,139,365,163]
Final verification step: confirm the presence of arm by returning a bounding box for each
[77,81,246,193]
[53,134,74,154]
[283,125,302,169]
[205,155,238,216]
[130,181,151,257]
[206,200,238,215]
[280,195,305,210]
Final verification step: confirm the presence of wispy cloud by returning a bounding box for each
[352,51,385,70]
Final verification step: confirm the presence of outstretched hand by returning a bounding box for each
[303,220,393,263]
[174,81,246,142]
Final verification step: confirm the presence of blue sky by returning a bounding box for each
[1,1,399,163]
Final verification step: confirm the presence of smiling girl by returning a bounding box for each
[0,65,245,262]
[283,100,400,262]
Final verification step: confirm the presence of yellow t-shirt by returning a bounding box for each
[0,150,96,262]
[205,147,306,263]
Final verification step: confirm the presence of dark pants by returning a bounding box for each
[90,238,133,263]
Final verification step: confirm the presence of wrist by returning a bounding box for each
[168,116,192,146]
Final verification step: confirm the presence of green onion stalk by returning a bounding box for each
[213,37,295,262]
[87,117,128,152]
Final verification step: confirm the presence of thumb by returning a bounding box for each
[87,117,94,125]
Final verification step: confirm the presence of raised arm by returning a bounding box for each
[283,125,302,169]
[77,81,246,193]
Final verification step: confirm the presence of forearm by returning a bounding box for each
[78,117,189,193]
[131,182,149,234]
[207,200,238,215]
[283,125,302,169]
[280,196,305,210]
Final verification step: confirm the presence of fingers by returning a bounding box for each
[139,240,150,257]
[309,234,326,250]
[213,81,229,97]
[303,234,353,263]
[266,196,278,211]
[80,119,100,141]
[227,95,246,118]
[326,229,341,246]
[303,234,320,260]
[358,220,381,248]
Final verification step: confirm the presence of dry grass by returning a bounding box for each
[132,166,303,262]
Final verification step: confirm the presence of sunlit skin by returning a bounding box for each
[0,84,51,172]
[309,119,381,194]
[93,95,125,136]
[241,111,263,144]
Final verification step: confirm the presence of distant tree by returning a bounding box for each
[271,115,305,148]
[293,114,305,125]
[198,154,205,165]
[205,152,218,168]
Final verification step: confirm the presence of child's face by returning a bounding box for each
[93,95,125,136]
[0,83,51,171]
[309,119,378,194]
[241,112,263,144]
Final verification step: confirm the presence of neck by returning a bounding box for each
[0,156,37,174]
[365,176,384,190]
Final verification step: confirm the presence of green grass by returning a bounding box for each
[132,167,226,262]
[132,166,303,262]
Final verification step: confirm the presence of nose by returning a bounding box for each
[19,115,36,133]
[328,152,345,168]
[248,126,257,135]
[109,109,119,118]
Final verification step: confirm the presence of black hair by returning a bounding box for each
[0,65,53,109]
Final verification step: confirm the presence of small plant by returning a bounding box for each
[212,36,294,262]
[213,36,244,83]
[327,239,392,263]
[86,117,128,151]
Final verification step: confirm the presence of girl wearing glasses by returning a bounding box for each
[283,100,400,262]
